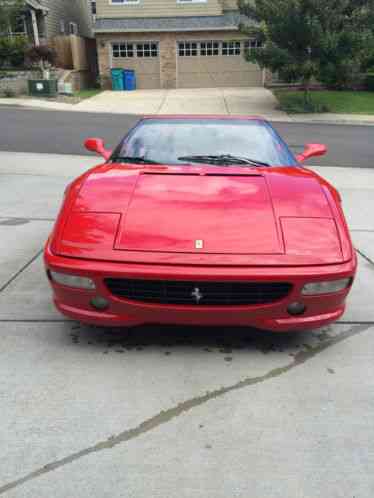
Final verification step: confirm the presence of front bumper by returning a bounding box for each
[44,242,357,332]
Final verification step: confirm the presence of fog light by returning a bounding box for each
[287,302,306,316]
[49,270,95,290]
[90,296,109,311]
[302,278,351,295]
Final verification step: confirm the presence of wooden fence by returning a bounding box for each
[52,34,91,71]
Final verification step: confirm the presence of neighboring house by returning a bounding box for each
[6,0,93,45]
[94,0,263,89]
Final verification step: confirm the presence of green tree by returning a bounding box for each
[0,0,25,35]
[238,0,374,99]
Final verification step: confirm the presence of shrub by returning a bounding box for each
[365,73,374,92]
[3,87,16,98]
[0,36,28,68]
[25,44,57,68]
[275,91,330,114]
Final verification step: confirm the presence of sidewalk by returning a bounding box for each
[2,90,374,126]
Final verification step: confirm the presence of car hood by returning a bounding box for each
[54,164,349,266]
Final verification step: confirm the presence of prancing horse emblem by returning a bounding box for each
[195,239,203,249]
[191,287,203,304]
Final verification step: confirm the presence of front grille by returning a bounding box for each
[104,279,292,306]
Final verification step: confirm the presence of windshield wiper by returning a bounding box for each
[111,156,162,165]
[177,154,270,167]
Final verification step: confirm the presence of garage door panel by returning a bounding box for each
[136,74,162,89]
[112,57,160,89]
[177,40,263,89]
[178,71,263,88]
[178,59,262,88]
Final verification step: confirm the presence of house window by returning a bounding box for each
[11,16,27,35]
[91,1,97,14]
[244,39,263,50]
[59,20,65,34]
[110,0,140,4]
[222,41,241,56]
[69,22,78,35]
[112,43,134,58]
[178,41,198,56]
[200,41,219,56]
[136,42,158,58]
[112,42,158,58]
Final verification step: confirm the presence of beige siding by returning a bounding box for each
[96,0,222,18]
[220,0,239,10]
[39,0,93,39]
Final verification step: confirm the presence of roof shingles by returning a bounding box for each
[94,11,255,33]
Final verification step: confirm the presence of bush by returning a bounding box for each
[3,87,16,98]
[0,36,28,68]
[275,91,331,113]
[25,44,57,68]
[365,73,374,91]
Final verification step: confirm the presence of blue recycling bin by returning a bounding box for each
[123,69,136,91]
[111,68,124,91]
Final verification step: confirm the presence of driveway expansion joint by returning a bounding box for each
[0,248,43,294]
[0,323,370,496]
[356,248,374,266]
[0,216,55,223]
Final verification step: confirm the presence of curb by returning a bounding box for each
[2,101,374,126]
[281,117,374,127]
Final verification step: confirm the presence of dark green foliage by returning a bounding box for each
[25,45,57,67]
[365,72,374,91]
[238,0,374,92]
[0,0,25,34]
[0,36,28,68]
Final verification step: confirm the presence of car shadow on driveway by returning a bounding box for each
[66,322,329,359]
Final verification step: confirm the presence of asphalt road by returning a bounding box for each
[0,106,373,168]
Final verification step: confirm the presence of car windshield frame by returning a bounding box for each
[110,118,299,167]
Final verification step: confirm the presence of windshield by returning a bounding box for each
[113,119,297,167]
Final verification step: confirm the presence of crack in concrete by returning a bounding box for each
[0,323,370,495]
[0,216,55,222]
[0,248,43,294]
[0,319,72,323]
[356,248,374,266]
[337,320,374,325]
[221,89,230,115]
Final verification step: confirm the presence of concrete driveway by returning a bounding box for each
[75,87,290,120]
[0,151,374,497]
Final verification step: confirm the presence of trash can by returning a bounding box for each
[28,79,58,97]
[111,68,124,91]
[123,69,136,91]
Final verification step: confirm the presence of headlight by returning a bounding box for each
[301,278,351,295]
[49,270,96,290]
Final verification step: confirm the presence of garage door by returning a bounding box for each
[177,40,263,88]
[111,41,160,89]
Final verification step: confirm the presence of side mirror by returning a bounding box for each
[296,143,327,163]
[84,138,112,160]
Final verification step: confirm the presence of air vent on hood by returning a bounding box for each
[206,173,261,177]
[141,172,199,176]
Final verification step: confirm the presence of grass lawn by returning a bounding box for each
[74,88,102,100]
[273,89,374,114]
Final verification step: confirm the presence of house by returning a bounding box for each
[93,0,264,90]
[6,0,93,45]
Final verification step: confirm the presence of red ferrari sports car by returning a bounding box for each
[44,116,357,332]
